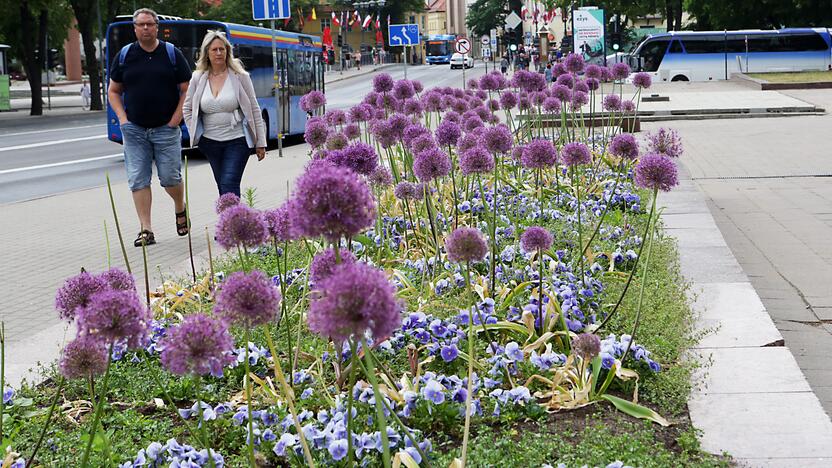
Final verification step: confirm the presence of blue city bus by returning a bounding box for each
[425,34,456,64]
[105,18,324,145]
[628,28,832,82]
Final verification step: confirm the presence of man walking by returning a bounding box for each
[108,8,192,247]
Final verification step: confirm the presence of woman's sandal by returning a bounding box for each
[134,229,156,247]
[175,210,190,236]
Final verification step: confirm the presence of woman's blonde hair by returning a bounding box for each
[195,30,247,75]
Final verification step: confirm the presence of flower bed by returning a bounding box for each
[2,56,729,467]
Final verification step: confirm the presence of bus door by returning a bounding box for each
[275,49,290,136]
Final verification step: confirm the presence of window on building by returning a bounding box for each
[321,18,331,32]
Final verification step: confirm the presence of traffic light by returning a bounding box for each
[337,35,343,47]
[47,49,59,69]
[504,29,516,45]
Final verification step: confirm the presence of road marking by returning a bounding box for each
[0,153,123,175]
[0,124,103,138]
[0,135,107,152]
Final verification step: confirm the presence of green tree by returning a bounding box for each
[466,0,510,38]
[685,0,832,29]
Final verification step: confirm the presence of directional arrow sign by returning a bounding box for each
[252,0,290,20]
[388,23,421,47]
[455,38,471,54]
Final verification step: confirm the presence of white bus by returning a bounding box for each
[629,28,832,82]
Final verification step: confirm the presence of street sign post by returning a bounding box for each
[252,0,290,20]
[505,11,521,30]
[388,23,421,79]
[455,38,471,88]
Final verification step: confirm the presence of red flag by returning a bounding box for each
[362,14,373,30]
[331,11,341,27]
[322,26,333,48]
[376,29,383,45]
[521,6,528,20]
[375,15,381,30]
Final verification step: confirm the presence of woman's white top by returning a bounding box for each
[200,77,244,141]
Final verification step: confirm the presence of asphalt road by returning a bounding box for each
[0,63,486,205]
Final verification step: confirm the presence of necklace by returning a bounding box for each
[209,69,227,77]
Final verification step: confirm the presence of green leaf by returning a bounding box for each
[600,394,671,427]
[498,281,536,312]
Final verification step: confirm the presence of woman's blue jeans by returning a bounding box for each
[198,136,251,197]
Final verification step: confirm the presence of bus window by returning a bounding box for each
[668,40,684,54]
[781,33,828,52]
[681,35,724,54]
[638,38,670,72]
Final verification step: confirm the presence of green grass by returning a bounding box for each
[747,70,832,83]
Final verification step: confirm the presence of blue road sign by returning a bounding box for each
[388,23,420,47]
[252,0,290,21]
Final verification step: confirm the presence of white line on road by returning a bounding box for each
[0,153,122,175]
[0,135,106,152]
[0,124,102,138]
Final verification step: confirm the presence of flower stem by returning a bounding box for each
[184,156,196,283]
[362,337,391,468]
[26,377,65,468]
[622,189,658,361]
[460,265,476,466]
[243,328,256,467]
[106,173,131,274]
[194,375,217,468]
[346,339,358,467]
[80,342,114,468]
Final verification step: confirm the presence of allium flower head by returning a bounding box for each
[543,97,562,113]
[393,80,415,100]
[423,91,443,112]
[551,85,571,105]
[310,248,356,284]
[483,124,513,154]
[564,53,585,73]
[445,227,488,263]
[387,113,410,140]
[603,93,622,111]
[647,128,683,158]
[435,119,462,147]
[159,314,236,376]
[570,91,589,110]
[214,270,281,327]
[585,64,603,79]
[478,73,499,91]
[215,192,241,214]
[215,204,269,249]
[609,133,639,160]
[572,333,601,359]
[77,289,150,348]
[521,138,558,169]
[325,132,348,151]
[300,90,326,113]
[411,80,424,93]
[633,72,652,89]
[457,131,480,153]
[371,119,397,148]
[394,181,424,201]
[467,78,479,90]
[404,98,424,116]
[413,147,451,181]
[368,166,393,187]
[55,271,107,322]
[499,91,518,110]
[561,142,592,167]
[59,335,108,380]
[621,100,636,113]
[373,73,394,93]
[307,262,401,342]
[585,78,600,91]
[573,80,589,94]
[263,204,294,242]
[99,268,136,292]
[611,62,631,80]
[552,62,567,78]
[348,104,371,122]
[344,123,361,140]
[635,154,678,192]
[556,73,575,89]
[460,145,495,175]
[403,124,429,148]
[329,141,378,175]
[304,117,329,148]
[521,226,554,253]
[289,162,376,241]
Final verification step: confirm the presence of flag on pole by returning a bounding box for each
[362,14,373,30]
[297,8,304,28]
[331,11,341,27]
[520,6,529,20]
[375,15,381,30]
[311,8,317,21]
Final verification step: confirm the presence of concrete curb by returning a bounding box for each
[730,72,832,91]
[324,63,397,85]
[662,167,832,466]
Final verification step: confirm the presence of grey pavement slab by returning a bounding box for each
[691,347,810,394]
[689,282,783,349]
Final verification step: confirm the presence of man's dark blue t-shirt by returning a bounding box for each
[110,41,192,128]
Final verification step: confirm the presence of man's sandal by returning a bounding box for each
[175,210,190,236]
[134,230,156,247]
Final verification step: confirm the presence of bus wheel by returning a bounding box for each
[671,75,689,82]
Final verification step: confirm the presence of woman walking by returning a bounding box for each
[183,30,267,197]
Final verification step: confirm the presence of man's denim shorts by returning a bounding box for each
[121,122,183,192]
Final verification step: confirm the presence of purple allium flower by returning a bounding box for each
[552,62,567,78]
[413,147,452,181]
[561,142,592,167]
[215,204,269,250]
[570,91,589,110]
[59,335,108,379]
[459,145,495,175]
[633,72,652,89]
[310,248,357,284]
[478,73,499,91]
[457,131,481,153]
[423,91,443,112]
[621,100,636,113]
[600,66,613,82]
[410,134,438,155]
[483,124,513,154]
[521,138,558,169]
[475,89,488,101]
[159,314,235,376]
[646,127,684,158]
[573,80,590,95]
[325,132,348,151]
[329,141,378,175]
[403,98,424,116]
[551,84,571,102]
[373,73,394,93]
[512,70,546,92]
[585,64,603,79]
[99,268,136,292]
[325,110,347,128]
[572,333,601,359]
[263,204,294,242]
[511,144,525,162]
[368,166,393,187]
[463,115,483,132]
[289,162,376,241]
[467,78,479,90]
[215,192,241,214]
[55,271,107,322]
[435,120,462,147]
[394,181,424,201]
[603,93,622,111]
[499,91,518,110]
[307,262,401,342]
[304,117,329,148]
[634,154,678,192]
[387,113,410,140]
[344,123,360,140]
[76,289,150,348]
[445,227,488,263]
[585,77,600,91]
[371,119,397,148]
[486,98,501,112]
[300,90,326,113]
[564,53,585,73]
[556,73,575,89]
[609,133,639,160]
[611,62,631,80]
[521,226,554,253]
[393,80,415,100]
[348,104,371,123]
[214,270,281,328]
[543,97,562,113]
[411,80,424,93]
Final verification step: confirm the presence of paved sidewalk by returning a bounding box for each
[324,63,396,85]
[0,143,311,387]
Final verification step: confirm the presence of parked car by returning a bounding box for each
[450,53,474,69]
[9,70,26,81]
